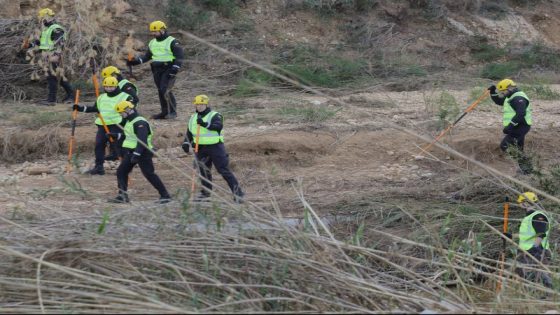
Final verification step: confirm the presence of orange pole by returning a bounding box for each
[66,90,81,173]
[496,200,509,292]
[190,124,201,200]
[421,90,490,154]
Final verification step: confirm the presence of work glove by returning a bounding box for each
[72,104,83,111]
[107,132,122,141]
[181,142,191,154]
[503,232,512,239]
[126,58,141,66]
[502,124,514,134]
[196,117,207,127]
[169,65,180,77]
[488,85,497,93]
[130,152,141,165]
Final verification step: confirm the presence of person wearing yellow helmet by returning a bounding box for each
[506,192,552,286]
[182,95,244,203]
[488,79,533,175]
[72,77,135,174]
[127,20,184,119]
[27,8,75,106]
[101,65,139,105]
[107,101,171,204]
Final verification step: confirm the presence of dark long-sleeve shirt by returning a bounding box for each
[116,74,139,105]
[184,107,223,145]
[76,88,133,114]
[122,112,150,156]
[490,88,530,126]
[133,32,184,69]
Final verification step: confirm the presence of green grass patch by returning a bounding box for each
[274,45,368,88]
[471,43,507,62]
[201,0,239,18]
[277,106,338,123]
[234,69,274,97]
[166,0,209,30]
[521,84,560,100]
[481,61,521,80]
[15,110,70,130]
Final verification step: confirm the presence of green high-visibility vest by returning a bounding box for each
[519,210,550,251]
[94,92,128,126]
[148,36,176,62]
[39,24,65,51]
[188,111,224,145]
[118,79,138,95]
[122,116,153,150]
[503,91,532,126]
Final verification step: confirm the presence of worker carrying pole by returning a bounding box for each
[182,95,245,203]
[505,192,552,287]
[488,79,534,175]
[72,77,135,175]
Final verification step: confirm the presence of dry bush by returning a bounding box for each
[1,0,140,100]
[1,186,559,313]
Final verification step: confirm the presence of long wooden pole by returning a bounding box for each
[190,124,201,200]
[66,90,81,173]
[421,90,490,154]
[496,198,510,292]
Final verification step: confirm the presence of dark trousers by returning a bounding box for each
[116,150,170,198]
[195,143,243,196]
[151,64,176,115]
[500,124,532,173]
[46,62,74,102]
[94,124,121,167]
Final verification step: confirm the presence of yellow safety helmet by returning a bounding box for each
[149,21,167,32]
[102,76,119,87]
[38,8,55,18]
[193,94,209,105]
[115,100,134,113]
[517,191,538,204]
[101,66,121,78]
[497,79,516,92]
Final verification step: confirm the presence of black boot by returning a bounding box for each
[194,190,211,201]
[151,113,167,119]
[87,165,105,175]
[37,99,56,106]
[108,193,129,203]
[61,94,75,104]
[156,195,172,204]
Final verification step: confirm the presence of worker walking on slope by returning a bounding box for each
[109,101,171,204]
[182,95,244,203]
[488,79,533,175]
[127,20,184,119]
[27,8,74,106]
[505,192,552,287]
[101,66,139,106]
[73,77,134,174]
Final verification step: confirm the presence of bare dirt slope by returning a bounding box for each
[2,83,559,219]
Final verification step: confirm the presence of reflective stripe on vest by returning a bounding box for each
[94,92,128,126]
[118,79,138,95]
[188,111,224,145]
[122,116,154,149]
[148,36,176,62]
[503,91,532,126]
[39,24,65,51]
[519,210,550,251]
